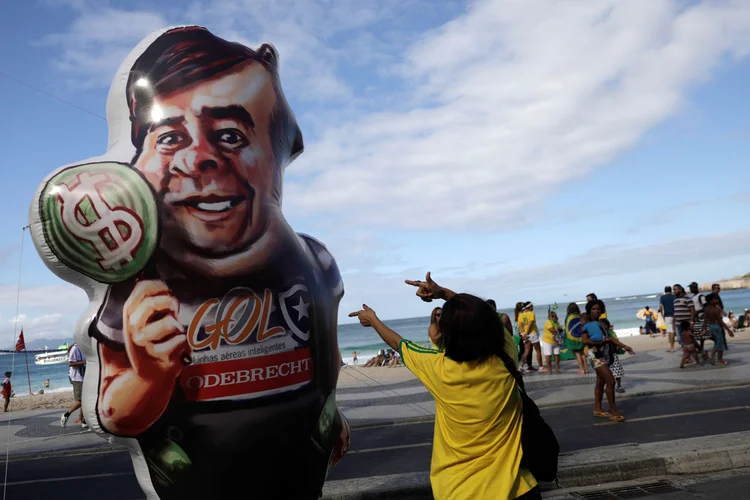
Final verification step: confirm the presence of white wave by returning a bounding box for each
[13,386,73,398]
[613,327,642,338]
[646,294,658,299]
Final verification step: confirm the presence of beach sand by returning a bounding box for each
[6,389,75,413]
[9,328,750,410]
[339,327,750,389]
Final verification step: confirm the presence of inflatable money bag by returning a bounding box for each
[29,26,350,500]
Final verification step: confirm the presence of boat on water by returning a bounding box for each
[34,343,69,366]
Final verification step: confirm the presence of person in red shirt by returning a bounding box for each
[2,372,12,412]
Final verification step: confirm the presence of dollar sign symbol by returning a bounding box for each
[57,172,145,273]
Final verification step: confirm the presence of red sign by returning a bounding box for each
[179,348,313,402]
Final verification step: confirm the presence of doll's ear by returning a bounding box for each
[258,43,279,69]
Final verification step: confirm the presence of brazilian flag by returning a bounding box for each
[559,313,584,361]
[548,304,574,361]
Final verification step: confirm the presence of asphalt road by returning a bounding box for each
[330,384,750,480]
[3,385,750,498]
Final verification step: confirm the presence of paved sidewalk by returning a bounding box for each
[337,338,750,426]
[0,408,115,460]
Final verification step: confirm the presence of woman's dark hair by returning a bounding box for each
[430,307,442,325]
[585,299,606,315]
[514,302,524,321]
[4,372,10,377]
[567,302,580,315]
[439,294,504,363]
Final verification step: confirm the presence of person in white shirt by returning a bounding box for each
[61,343,87,429]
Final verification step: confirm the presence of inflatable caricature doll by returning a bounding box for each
[29,26,350,499]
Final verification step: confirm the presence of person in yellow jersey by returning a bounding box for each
[349,273,540,500]
[518,302,544,373]
[428,307,444,350]
[542,311,562,373]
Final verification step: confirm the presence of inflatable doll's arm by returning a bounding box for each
[97,280,188,436]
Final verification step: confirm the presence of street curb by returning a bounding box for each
[321,430,750,499]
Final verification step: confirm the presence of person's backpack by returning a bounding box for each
[497,348,559,483]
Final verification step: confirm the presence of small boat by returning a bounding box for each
[34,343,69,366]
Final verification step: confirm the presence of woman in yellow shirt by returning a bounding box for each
[349,273,540,500]
[542,311,562,373]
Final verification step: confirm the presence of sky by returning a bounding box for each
[1,0,750,343]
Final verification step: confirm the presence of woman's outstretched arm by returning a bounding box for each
[349,305,403,350]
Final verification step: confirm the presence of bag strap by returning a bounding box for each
[496,348,527,394]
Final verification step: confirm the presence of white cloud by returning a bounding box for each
[34,0,750,323]
[0,284,87,342]
[340,229,750,322]
[43,1,750,230]
[0,283,88,313]
[38,8,170,88]
[40,0,426,99]
[284,0,750,230]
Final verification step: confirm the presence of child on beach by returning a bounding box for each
[601,319,626,393]
[2,372,11,412]
[679,320,702,369]
[580,313,605,342]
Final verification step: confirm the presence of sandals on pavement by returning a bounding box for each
[593,411,611,418]
[609,415,626,423]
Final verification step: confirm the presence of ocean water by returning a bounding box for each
[339,289,750,365]
[0,352,74,397]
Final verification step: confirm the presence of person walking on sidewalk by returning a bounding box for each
[61,343,87,429]
[659,286,675,342]
[678,321,702,369]
[349,273,541,500]
[705,293,734,366]
[672,284,695,352]
[2,372,11,413]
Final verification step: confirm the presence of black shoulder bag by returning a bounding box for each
[497,349,559,483]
